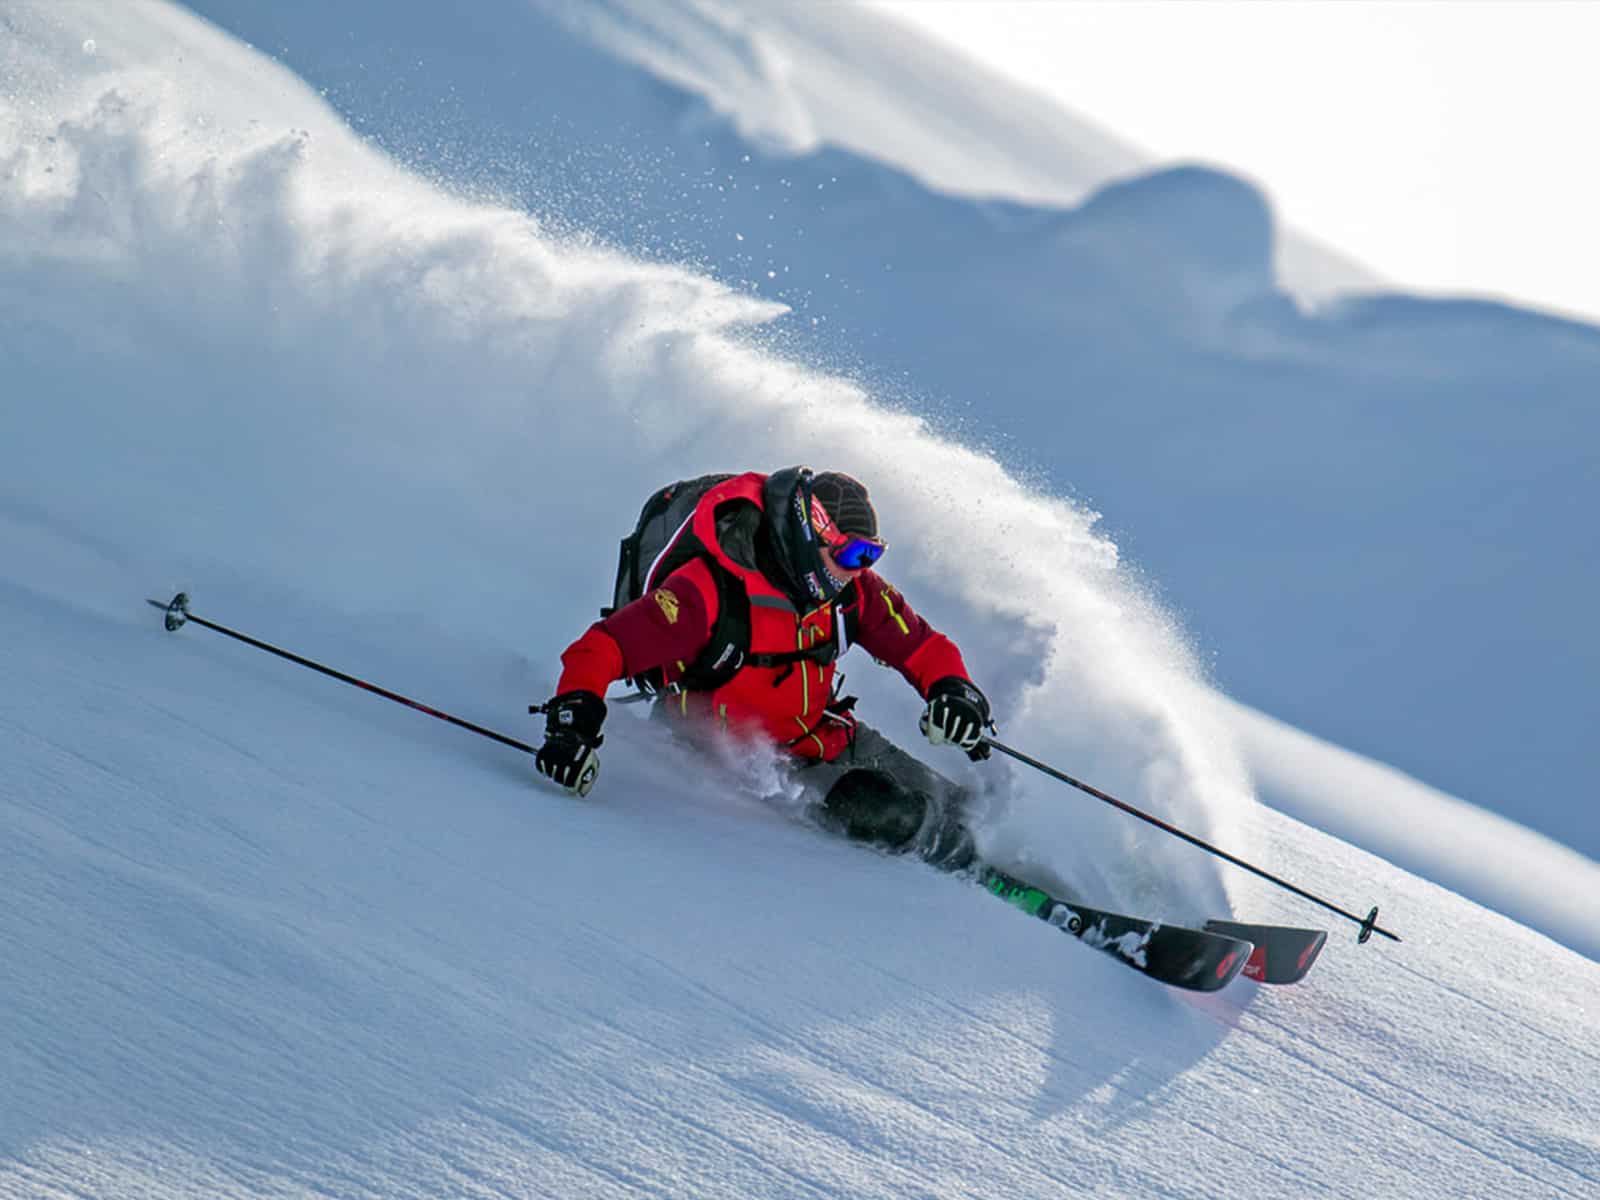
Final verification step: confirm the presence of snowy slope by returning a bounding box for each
[6,580,1598,1200]
[3,4,1599,1198]
[7,580,1598,1200]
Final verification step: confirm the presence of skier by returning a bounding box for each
[535,467,993,869]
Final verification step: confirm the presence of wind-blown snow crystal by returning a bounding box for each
[2,0,1244,918]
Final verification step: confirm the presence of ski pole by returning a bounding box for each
[982,736,1401,944]
[146,592,538,756]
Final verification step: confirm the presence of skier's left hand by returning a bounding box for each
[919,676,992,761]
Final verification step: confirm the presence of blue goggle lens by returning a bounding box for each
[832,536,886,570]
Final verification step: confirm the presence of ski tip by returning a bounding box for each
[1208,938,1255,991]
[1204,919,1328,984]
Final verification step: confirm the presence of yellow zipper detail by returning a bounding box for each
[881,586,911,635]
[798,624,810,714]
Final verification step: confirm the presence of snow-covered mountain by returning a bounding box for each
[3,2,1597,1197]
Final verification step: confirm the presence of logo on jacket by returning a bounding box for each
[653,588,681,624]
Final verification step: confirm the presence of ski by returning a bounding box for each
[980,868,1254,992]
[1203,919,1327,985]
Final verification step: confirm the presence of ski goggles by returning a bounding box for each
[824,529,887,570]
[809,492,887,570]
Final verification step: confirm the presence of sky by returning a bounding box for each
[874,1,1600,325]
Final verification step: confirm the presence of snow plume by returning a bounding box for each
[1,1,1242,918]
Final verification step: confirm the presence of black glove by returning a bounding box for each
[535,691,606,796]
[919,676,992,761]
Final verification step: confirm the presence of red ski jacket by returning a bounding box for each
[557,473,972,762]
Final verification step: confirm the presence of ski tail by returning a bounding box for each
[1204,919,1327,984]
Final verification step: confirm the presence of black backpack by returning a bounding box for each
[607,474,841,697]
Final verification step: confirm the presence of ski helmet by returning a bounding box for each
[762,467,879,610]
[810,471,878,540]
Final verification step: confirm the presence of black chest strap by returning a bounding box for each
[747,642,840,670]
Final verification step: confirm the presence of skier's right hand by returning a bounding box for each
[535,690,606,797]
[920,676,992,761]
